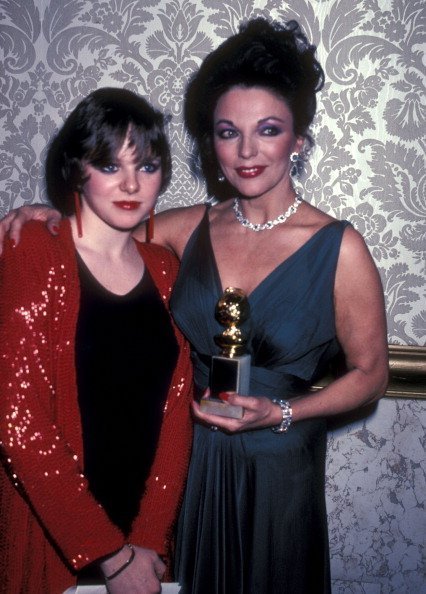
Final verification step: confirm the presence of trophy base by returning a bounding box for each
[205,353,250,419]
[210,354,251,396]
[200,398,244,419]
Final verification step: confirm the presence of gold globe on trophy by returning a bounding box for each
[201,287,251,419]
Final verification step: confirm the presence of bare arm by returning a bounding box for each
[290,226,388,419]
[193,226,388,430]
[133,204,207,258]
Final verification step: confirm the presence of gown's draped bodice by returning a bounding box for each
[170,208,350,594]
[171,208,348,398]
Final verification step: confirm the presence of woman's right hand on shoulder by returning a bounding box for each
[0,204,61,255]
[100,544,165,594]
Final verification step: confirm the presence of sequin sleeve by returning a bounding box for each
[0,224,125,571]
[130,243,193,560]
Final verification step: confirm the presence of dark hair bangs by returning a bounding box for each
[45,88,172,213]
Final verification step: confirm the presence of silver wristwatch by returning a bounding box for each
[271,399,292,433]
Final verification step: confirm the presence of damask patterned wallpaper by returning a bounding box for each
[0,0,424,345]
[0,1,425,592]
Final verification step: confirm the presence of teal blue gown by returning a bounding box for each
[171,207,350,593]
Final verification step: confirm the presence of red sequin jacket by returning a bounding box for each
[0,221,193,594]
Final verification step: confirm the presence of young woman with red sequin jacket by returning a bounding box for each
[0,88,193,594]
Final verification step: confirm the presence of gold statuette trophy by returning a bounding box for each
[200,287,251,419]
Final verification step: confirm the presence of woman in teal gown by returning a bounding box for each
[0,18,389,594]
[170,212,349,593]
[161,19,388,593]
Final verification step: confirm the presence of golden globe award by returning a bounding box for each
[200,287,251,419]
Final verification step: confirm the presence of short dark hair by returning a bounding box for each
[45,88,172,215]
[184,18,325,198]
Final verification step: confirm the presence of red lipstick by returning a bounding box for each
[113,201,140,210]
[235,166,266,178]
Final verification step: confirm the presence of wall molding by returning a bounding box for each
[313,344,426,399]
[387,344,426,399]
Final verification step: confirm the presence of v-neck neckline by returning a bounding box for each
[75,248,146,299]
[205,216,338,301]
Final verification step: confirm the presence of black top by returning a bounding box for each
[75,253,178,535]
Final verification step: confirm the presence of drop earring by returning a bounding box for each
[289,152,299,178]
[147,207,155,242]
[74,191,83,238]
[218,170,225,182]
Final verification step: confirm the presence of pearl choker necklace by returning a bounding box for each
[232,193,302,232]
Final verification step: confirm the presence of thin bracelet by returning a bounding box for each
[104,543,135,581]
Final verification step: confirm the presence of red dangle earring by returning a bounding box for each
[73,191,83,238]
[146,207,155,242]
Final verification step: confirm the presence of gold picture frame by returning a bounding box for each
[387,344,426,399]
[312,344,426,399]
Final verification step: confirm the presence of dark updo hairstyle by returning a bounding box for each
[184,18,325,199]
[45,87,172,215]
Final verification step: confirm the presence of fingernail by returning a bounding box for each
[219,392,229,401]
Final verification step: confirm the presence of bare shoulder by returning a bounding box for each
[153,203,207,258]
[339,224,374,264]
[156,203,206,225]
[336,224,382,295]
[299,201,336,229]
[299,203,363,252]
[297,204,374,266]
